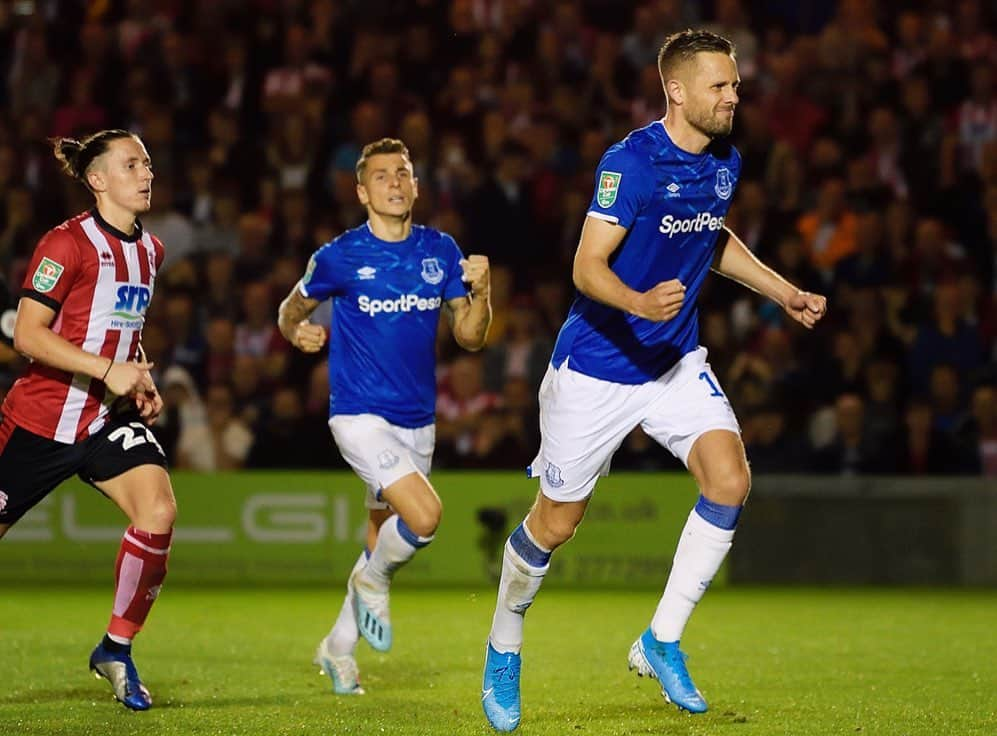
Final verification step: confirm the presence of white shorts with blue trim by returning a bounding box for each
[527,346,740,503]
[329,414,435,510]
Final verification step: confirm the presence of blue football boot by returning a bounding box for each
[350,569,391,652]
[89,640,152,711]
[482,641,521,731]
[628,628,707,714]
[313,638,365,695]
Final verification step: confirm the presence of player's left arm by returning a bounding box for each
[445,255,492,351]
[712,226,828,329]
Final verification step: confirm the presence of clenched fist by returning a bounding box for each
[293,321,327,353]
[783,291,827,329]
[631,279,686,322]
[460,255,490,297]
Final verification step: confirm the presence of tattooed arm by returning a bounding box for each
[277,284,327,353]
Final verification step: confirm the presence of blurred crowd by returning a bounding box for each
[0,0,994,476]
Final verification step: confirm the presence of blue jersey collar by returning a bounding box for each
[365,220,418,246]
[655,119,709,162]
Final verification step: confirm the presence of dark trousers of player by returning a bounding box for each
[0,411,167,526]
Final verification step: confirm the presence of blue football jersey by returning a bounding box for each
[300,223,468,427]
[551,120,741,384]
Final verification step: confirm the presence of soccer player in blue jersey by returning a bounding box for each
[277,138,491,694]
[481,30,827,731]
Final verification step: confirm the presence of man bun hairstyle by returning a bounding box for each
[356,137,410,182]
[52,129,135,188]
[657,29,735,82]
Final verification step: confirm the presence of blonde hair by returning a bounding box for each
[657,29,735,82]
[355,138,410,182]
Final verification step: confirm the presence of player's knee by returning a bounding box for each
[404,499,441,539]
[405,515,439,539]
[535,514,578,549]
[705,466,751,506]
[141,495,177,533]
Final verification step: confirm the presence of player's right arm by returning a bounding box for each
[278,247,343,353]
[277,287,326,353]
[573,216,686,322]
[576,146,686,322]
[15,231,152,396]
[14,299,154,396]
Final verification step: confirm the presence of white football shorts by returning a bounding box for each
[329,414,435,510]
[527,346,740,502]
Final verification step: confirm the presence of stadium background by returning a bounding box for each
[0,0,994,476]
[0,1,995,735]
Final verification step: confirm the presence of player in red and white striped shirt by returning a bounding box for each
[0,130,175,711]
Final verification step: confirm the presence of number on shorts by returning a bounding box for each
[108,422,165,456]
[698,371,724,397]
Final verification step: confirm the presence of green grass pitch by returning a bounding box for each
[1,586,994,735]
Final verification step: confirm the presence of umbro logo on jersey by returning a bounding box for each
[666,182,681,197]
[357,266,377,280]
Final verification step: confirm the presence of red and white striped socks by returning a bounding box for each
[106,526,172,644]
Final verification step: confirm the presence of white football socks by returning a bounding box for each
[489,523,551,654]
[326,550,368,656]
[360,514,431,591]
[650,509,735,643]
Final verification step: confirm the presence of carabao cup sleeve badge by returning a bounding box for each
[32,257,65,293]
[597,171,621,208]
